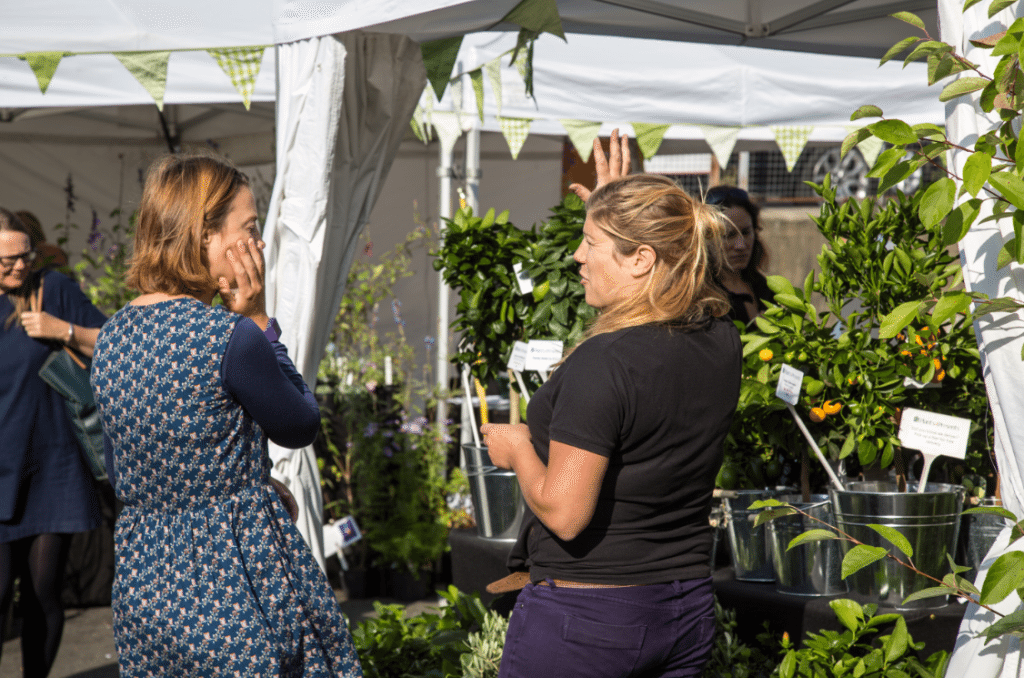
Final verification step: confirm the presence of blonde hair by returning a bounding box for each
[127,153,249,296]
[578,174,729,345]
[1,208,40,330]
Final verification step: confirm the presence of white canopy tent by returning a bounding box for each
[5,14,1024,673]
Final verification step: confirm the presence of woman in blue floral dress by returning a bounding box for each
[90,154,361,677]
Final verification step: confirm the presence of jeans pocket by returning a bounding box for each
[555,615,647,676]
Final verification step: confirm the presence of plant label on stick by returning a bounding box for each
[512,263,534,295]
[775,363,804,406]
[898,408,971,493]
[525,340,563,372]
[507,341,528,372]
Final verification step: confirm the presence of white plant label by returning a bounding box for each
[525,340,563,372]
[513,262,534,295]
[898,408,970,460]
[775,363,804,406]
[903,375,940,390]
[507,341,529,372]
[336,515,362,547]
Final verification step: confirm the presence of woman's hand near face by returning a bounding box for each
[569,128,631,202]
[219,238,270,330]
[480,423,532,469]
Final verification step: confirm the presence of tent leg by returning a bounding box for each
[435,141,454,427]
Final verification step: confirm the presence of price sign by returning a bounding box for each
[525,340,563,372]
[507,341,528,372]
[513,263,534,295]
[775,363,804,405]
[898,408,970,460]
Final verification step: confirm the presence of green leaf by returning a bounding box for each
[830,598,864,632]
[840,433,857,459]
[766,274,797,296]
[775,293,808,313]
[879,301,922,339]
[931,292,972,326]
[980,552,1024,604]
[881,38,920,66]
[851,104,884,120]
[787,529,840,550]
[943,199,982,247]
[842,545,889,579]
[742,334,774,358]
[939,77,991,102]
[754,506,798,526]
[989,0,1017,18]
[884,616,910,663]
[869,119,919,145]
[963,152,993,197]
[866,524,913,558]
[919,177,956,229]
[988,171,1024,210]
[998,239,1015,270]
[421,36,463,100]
[779,650,797,678]
[495,209,510,225]
[979,608,1024,645]
[891,11,925,31]
[963,505,1018,521]
[963,0,984,11]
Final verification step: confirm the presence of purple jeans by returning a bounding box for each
[497,577,715,678]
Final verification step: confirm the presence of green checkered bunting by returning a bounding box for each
[846,125,883,166]
[772,126,814,172]
[560,119,602,162]
[499,117,532,159]
[631,122,671,159]
[699,125,740,170]
[115,51,171,110]
[208,46,266,110]
[22,52,65,94]
[485,57,503,119]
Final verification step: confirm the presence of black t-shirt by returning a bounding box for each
[726,269,773,326]
[507,317,741,585]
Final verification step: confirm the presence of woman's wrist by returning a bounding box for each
[65,321,75,344]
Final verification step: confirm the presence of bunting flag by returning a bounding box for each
[631,122,671,159]
[450,78,465,129]
[698,125,740,170]
[485,58,503,119]
[429,111,464,160]
[846,125,884,167]
[208,46,266,110]
[560,119,602,162]
[22,52,65,94]
[421,36,463,101]
[469,68,485,122]
[115,50,171,110]
[501,0,566,40]
[499,117,532,159]
[772,126,814,172]
[512,48,529,82]
[410,104,429,143]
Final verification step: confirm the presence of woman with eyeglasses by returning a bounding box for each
[704,185,772,325]
[481,131,741,678]
[0,208,106,677]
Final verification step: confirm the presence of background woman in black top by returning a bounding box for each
[705,185,773,325]
[482,131,741,678]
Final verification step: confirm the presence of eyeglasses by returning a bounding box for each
[0,250,38,268]
[705,186,750,206]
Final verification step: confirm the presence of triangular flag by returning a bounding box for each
[208,46,266,110]
[450,78,466,130]
[631,123,671,159]
[512,48,529,81]
[22,52,65,94]
[501,0,566,40]
[698,125,740,170]
[429,112,463,160]
[469,68,485,122]
[560,119,602,163]
[410,104,429,144]
[772,126,814,172]
[847,125,884,166]
[421,36,463,101]
[499,117,532,159]
[485,58,503,119]
[115,51,171,110]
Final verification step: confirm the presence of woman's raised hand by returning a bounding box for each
[569,128,632,202]
[219,238,269,328]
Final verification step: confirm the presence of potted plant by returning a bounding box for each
[739,178,992,607]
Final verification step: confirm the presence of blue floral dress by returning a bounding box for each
[91,298,361,677]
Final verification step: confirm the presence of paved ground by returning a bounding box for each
[0,593,443,678]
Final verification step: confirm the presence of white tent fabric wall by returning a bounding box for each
[262,31,425,570]
[942,1,1024,675]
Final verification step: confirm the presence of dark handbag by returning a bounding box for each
[32,280,107,481]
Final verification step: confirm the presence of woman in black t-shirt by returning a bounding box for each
[705,184,772,326]
[482,130,741,678]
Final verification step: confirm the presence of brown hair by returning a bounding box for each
[14,210,45,247]
[126,153,249,296]
[578,174,730,345]
[1,208,40,329]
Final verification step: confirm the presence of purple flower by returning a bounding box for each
[392,300,405,327]
[364,422,379,437]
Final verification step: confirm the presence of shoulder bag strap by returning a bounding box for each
[34,275,87,370]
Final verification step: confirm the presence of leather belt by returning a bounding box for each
[486,571,636,594]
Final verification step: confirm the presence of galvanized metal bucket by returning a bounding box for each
[462,444,524,540]
[723,490,775,582]
[768,494,847,596]
[958,497,1005,581]
[829,482,965,609]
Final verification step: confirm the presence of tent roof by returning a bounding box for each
[2,1,938,60]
